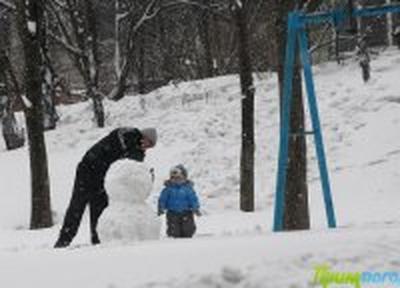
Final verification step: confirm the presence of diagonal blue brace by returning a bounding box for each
[298,25,336,228]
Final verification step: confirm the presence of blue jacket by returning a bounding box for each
[158,180,200,213]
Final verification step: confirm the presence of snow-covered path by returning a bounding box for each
[1,223,400,288]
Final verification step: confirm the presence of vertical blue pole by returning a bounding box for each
[298,27,337,228]
[273,13,298,232]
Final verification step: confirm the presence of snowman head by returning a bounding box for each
[105,160,153,204]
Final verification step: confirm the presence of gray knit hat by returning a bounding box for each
[140,128,157,147]
[170,164,188,179]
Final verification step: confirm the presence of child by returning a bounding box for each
[158,164,201,238]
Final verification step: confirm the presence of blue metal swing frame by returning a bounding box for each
[273,3,400,232]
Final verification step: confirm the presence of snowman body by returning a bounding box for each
[98,160,161,243]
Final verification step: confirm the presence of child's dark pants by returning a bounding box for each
[166,211,196,238]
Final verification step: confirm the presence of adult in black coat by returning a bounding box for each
[54,127,157,248]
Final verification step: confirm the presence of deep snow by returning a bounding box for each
[0,48,400,287]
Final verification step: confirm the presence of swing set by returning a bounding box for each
[273,1,400,231]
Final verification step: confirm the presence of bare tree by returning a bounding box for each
[111,0,225,100]
[15,0,52,229]
[50,0,214,106]
[0,8,25,150]
[1,1,59,131]
[47,0,104,127]
[109,0,161,100]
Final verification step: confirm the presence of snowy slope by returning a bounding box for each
[0,48,400,287]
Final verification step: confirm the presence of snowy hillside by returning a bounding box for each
[0,48,400,288]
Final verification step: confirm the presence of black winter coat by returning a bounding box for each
[78,127,145,190]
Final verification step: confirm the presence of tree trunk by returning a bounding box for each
[387,0,394,46]
[85,0,104,128]
[15,0,52,229]
[114,0,122,79]
[40,17,58,131]
[41,60,58,130]
[88,87,105,128]
[137,29,146,94]
[199,0,214,78]
[275,0,310,230]
[159,12,173,83]
[0,55,25,150]
[236,2,255,212]
[1,112,25,150]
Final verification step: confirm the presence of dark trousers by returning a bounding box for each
[166,211,196,238]
[54,170,108,248]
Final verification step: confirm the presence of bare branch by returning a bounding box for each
[0,7,8,18]
[160,0,233,23]
[303,0,325,13]
[161,0,213,11]
[48,0,70,11]
[46,0,75,47]
[47,31,84,57]
[0,0,15,11]
[116,11,130,22]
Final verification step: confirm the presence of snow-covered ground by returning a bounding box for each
[1,48,400,287]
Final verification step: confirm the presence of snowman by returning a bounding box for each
[97,160,161,243]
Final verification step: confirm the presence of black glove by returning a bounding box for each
[193,209,202,217]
